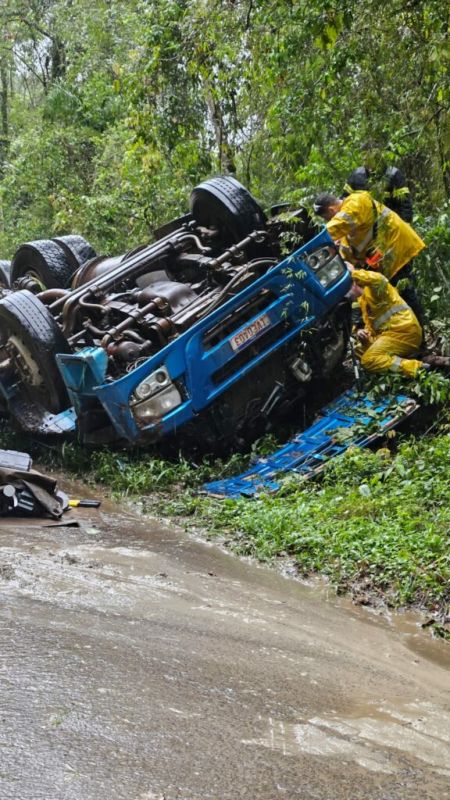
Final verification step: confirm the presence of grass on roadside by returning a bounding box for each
[196,437,450,616]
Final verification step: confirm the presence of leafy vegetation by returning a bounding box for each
[202,437,449,614]
[0,1,448,317]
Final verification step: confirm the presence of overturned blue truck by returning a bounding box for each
[0,177,354,452]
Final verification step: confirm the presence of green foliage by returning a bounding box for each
[201,435,450,614]
[0,0,448,266]
[414,203,450,318]
[364,368,450,410]
[0,122,99,253]
[0,431,254,494]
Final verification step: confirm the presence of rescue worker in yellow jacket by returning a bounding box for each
[347,267,424,378]
[313,190,425,323]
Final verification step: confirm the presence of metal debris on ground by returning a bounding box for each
[203,388,419,498]
[0,448,68,518]
[0,449,32,472]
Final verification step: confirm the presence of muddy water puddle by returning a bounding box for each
[0,500,449,799]
[244,700,450,775]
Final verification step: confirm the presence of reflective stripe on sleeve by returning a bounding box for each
[335,211,356,230]
[373,304,409,331]
[390,356,402,372]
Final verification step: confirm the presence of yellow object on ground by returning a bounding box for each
[68,499,101,508]
[326,191,425,279]
[352,269,423,378]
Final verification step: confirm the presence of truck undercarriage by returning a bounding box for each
[0,176,352,450]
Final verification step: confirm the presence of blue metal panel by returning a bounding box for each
[203,390,419,498]
[56,347,108,415]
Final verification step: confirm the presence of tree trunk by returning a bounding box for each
[50,38,66,82]
[205,87,236,173]
[0,57,9,176]
[435,112,450,200]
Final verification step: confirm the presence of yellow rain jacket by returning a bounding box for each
[327,191,425,279]
[352,269,423,378]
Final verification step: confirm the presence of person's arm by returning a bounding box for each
[337,236,356,264]
[326,212,354,240]
[326,193,367,240]
[352,269,388,291]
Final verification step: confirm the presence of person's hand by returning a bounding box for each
[356,329,370,344]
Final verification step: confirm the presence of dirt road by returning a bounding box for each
[0,500,449,799]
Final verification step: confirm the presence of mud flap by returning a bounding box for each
[6,397,77,435]
[203,389,418,498]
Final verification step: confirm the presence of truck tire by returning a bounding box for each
[0,260,11,289]
[52,234,97,272]
[189,176,266,245]
[0,290,71,413]
[11,239,77,289]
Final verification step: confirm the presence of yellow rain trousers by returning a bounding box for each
[326,191,425,279]
[352,269,423,378]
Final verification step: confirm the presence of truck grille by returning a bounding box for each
[203,290,275,350]
[212,321,284,385]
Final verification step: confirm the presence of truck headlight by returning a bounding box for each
[132,384,182,423]
[131,366,182,423]
[134,367,171,400]
[316,257,345,287]
[305,246,345,287]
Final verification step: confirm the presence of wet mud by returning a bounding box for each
[0,497,449,799]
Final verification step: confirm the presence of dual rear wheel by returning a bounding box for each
[10,235,96,290]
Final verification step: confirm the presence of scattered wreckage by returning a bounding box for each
[204,388,419,497]
[0,177,353,450]
[0,448,68,518]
